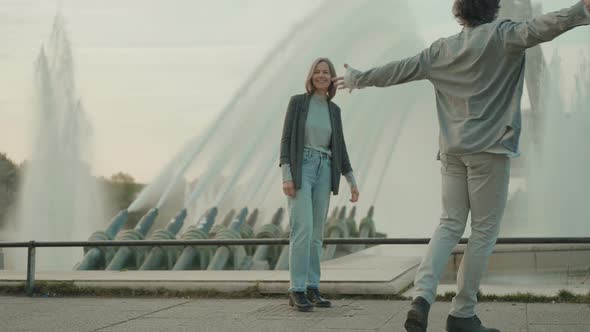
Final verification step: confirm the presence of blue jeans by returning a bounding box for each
[288,148,332,292]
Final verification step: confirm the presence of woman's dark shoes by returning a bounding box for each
[446,315,500,332]
[306,288,332,307]
[404,296,430,332]
[288,292,314,312]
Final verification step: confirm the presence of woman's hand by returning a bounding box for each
[283,181,296,197]
[350,186,359,203]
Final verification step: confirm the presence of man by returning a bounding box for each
[334,1,590,331]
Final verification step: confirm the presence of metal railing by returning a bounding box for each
[1,237,589,296]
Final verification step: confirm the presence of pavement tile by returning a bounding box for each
[1,297,590,331]
[145,299,268,318]
[476,302,527,332]
[181,317,322,332]
[1,304,149,332]
[312,315,392,330]
[309,329,379,332]
[96,317,192,331]
[527,303,590,325]
[528,325,590,332]
[0,296,37,304]
[384,302,528,332]
[306,299,406,330]
[389,301,447,325]
[180,298,262,308]
[250,303,347,319]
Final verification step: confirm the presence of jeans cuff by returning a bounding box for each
[448,309,476,319]
[289,286,306,293]
[413,291,435,305]
[306,284,319,290]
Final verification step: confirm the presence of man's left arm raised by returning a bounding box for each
[339,42,438,91]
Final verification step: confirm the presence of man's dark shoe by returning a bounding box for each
[306,288,331,307]
[446,315,500,332]
[404,296,430,332]
[288,291,313,312]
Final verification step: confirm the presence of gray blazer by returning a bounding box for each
[279,93,353,195]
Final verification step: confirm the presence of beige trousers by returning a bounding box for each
[413,152,511,318]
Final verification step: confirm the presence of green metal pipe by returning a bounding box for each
[251,208,285,270]
[106,246,132,270]
[76,248,101,271]
[345,206,358,237]
[105,209,130,238]
[323,207,349,261]
[209,209,235,238]
[76,209,128,270]
[358,206,377,250]
[207,246,231,270]
[139,209,187,270]
[207,208,248,270]
[172,207,218,270]
[105,208,158,271]
[273,229,290,271]
[241,208,258,256]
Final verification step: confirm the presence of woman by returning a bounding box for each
[279,57,360,312]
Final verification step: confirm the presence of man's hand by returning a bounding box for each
[350,186,359,203]
[332,64,354,93]
[584,0,590,13]
[283,181,296,198]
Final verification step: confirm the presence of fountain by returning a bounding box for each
[8,14,105,270]
[65,0,589,276]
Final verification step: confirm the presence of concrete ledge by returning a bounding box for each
[439,284,590,297]
[4,244,586,297]
[0,245,422,295]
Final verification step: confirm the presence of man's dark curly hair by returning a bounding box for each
[452,0,501,27]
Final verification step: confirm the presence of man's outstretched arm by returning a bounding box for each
[334,43,438,91]
[499,0,590,52]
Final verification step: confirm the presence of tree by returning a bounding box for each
[100,172,142,213]
[110,172,135,184]
[0,153,20,227]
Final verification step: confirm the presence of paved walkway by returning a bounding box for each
[2,296,590,332]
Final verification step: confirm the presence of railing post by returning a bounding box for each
[25,241,36,297]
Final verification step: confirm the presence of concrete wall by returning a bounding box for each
[442,244,590,281]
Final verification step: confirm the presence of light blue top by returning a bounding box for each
[344,2,590,158]
[304,94,333,155]
[281,94,357,189]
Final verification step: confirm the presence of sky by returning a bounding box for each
[1,0,588,183]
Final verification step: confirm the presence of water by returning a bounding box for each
[1,1,586,274]
[127,2,311,213]
[5,14,105,270]
[130,0,589,240]
[128,0,439,234]
[508,52,590,237]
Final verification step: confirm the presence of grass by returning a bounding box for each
[0,282,266,299]
[0,282,589,303]
[436,289,590,304]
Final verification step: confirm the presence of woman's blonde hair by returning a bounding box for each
[305,57,337,100]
